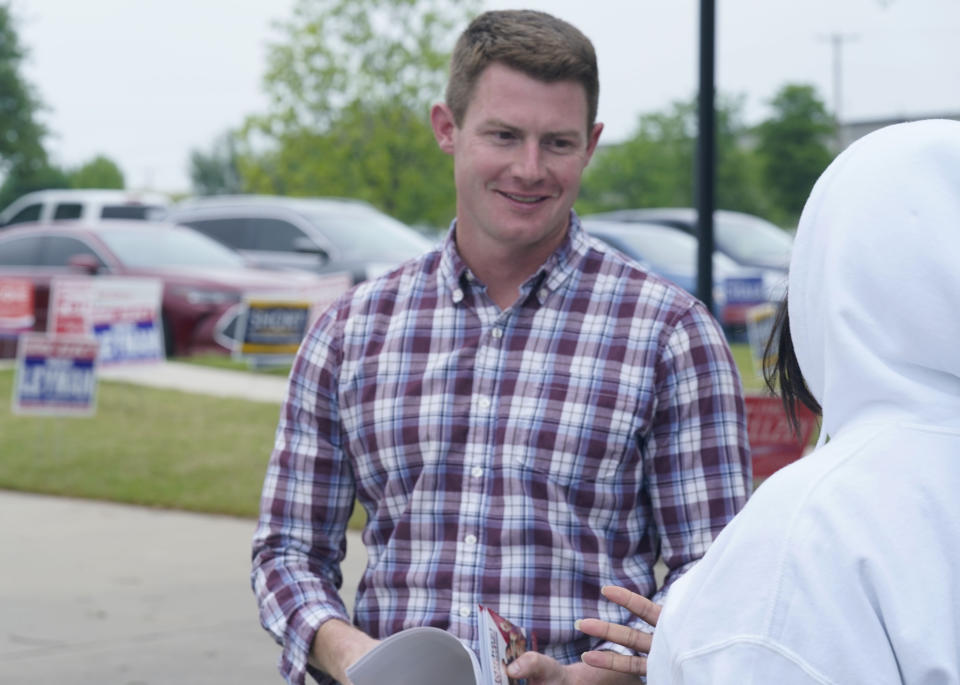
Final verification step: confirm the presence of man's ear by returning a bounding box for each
[431,103,457,155]
[584,122,604,165]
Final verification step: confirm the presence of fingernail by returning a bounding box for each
[507,663,520,676]
[574,619,582,630]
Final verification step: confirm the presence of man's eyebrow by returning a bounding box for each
[482,118,521,133]
[481,118,584,141]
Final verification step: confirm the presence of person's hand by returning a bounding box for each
[310,619,381,685]
[506,652,642,684]
[576,585,662,677]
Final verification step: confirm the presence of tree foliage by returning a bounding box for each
[239,0,479,228]
[755,84,835,226]
[190,131,244,196]
[0,4,63,209]
[68,155,125,189]
[578,96,769,218]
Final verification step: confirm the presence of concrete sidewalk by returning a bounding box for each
[0,490,367,684]
[2,360,374,682]
[97,360,291,403]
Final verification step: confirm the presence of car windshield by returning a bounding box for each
[98,226,247,268]
[590,222,742,277]
[716,214,793,267]
[305,207,434,261]
[598,223,700,274]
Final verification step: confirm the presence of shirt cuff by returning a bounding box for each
[279,603,352,684]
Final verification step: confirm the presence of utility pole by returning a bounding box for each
[695,0,715,312]
[821,32,858,149]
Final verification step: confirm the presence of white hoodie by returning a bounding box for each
[646,119,960,684]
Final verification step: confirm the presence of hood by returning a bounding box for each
[788,119,960,438]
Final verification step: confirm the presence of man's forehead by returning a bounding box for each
[461,63,591,130]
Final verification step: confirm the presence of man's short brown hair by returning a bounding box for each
[445,10,599,131]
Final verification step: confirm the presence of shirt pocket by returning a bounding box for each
[503,377,641,488]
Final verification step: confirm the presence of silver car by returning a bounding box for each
[164,195,436,284]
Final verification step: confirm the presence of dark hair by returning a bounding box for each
[762,299,822,436]
[445,10,599,131]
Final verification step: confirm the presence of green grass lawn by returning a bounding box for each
[0,368,280,518]
[1,343,765,521]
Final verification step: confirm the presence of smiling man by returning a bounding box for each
[252,10,752,685]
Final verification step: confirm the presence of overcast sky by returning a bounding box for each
[11,0,960,194]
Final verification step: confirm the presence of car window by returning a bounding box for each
[0,235,44,265]
[715,215,793,266]
[181,218,253,250]
[40,236,106,267]
[304,207,432,260]
[5,203,42,226]
[54,203,84,220]
[246,218,309,251]
[98,226,246,268]
[600,224,699,274]
[100,204,165,220]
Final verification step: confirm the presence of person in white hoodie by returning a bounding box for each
[571,118,960,683]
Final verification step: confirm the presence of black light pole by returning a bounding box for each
[696,0,716,310]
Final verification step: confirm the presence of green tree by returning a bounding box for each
[0,4,64,209]
[0,161,69,210]
[190,131,244,196]
[579,96,768,218]
[241,0,479,228]
[68,155,125,189]
[755,84,835,226]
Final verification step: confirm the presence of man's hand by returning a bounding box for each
[575,585,662,677]
[505,652,642,685]
[310,618,380,685]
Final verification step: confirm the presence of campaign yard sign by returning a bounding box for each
[13,334,99,416]
[0,278,35,332]
[237,299,312,357]
[235,272,353,362]
[745,394,818,479]
[745,302,778,375]
[48,277,164,365]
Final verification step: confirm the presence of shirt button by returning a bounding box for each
[465,534,477,545]
[471,466,483,478]
[538,288,548,300]
[478,397,491,409]
[452,288,464,303]
[459,606,471,618]
[491,327,503,339]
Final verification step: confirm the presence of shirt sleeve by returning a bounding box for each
[251,308,357,685]
[645,300,752,597]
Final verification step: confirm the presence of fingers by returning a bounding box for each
[575,618,652,653]
[505,651,565,682]
[600,585,662,627]
[581,649,648,676]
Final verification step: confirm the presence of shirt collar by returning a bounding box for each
[439,211,590,306]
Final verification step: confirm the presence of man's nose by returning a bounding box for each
[512,140,545,181]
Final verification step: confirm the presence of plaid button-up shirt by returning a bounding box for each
[252,213,751,684]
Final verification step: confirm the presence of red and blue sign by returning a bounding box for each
[13,334,100,416]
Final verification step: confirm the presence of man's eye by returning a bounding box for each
[550,138,575,150]
[494,131,515,141]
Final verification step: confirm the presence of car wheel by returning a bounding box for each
[162,312,176,358]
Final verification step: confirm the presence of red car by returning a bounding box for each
[0,221,334,357]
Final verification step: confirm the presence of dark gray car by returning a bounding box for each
[164,195,436,284]
[583,207,794,272]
